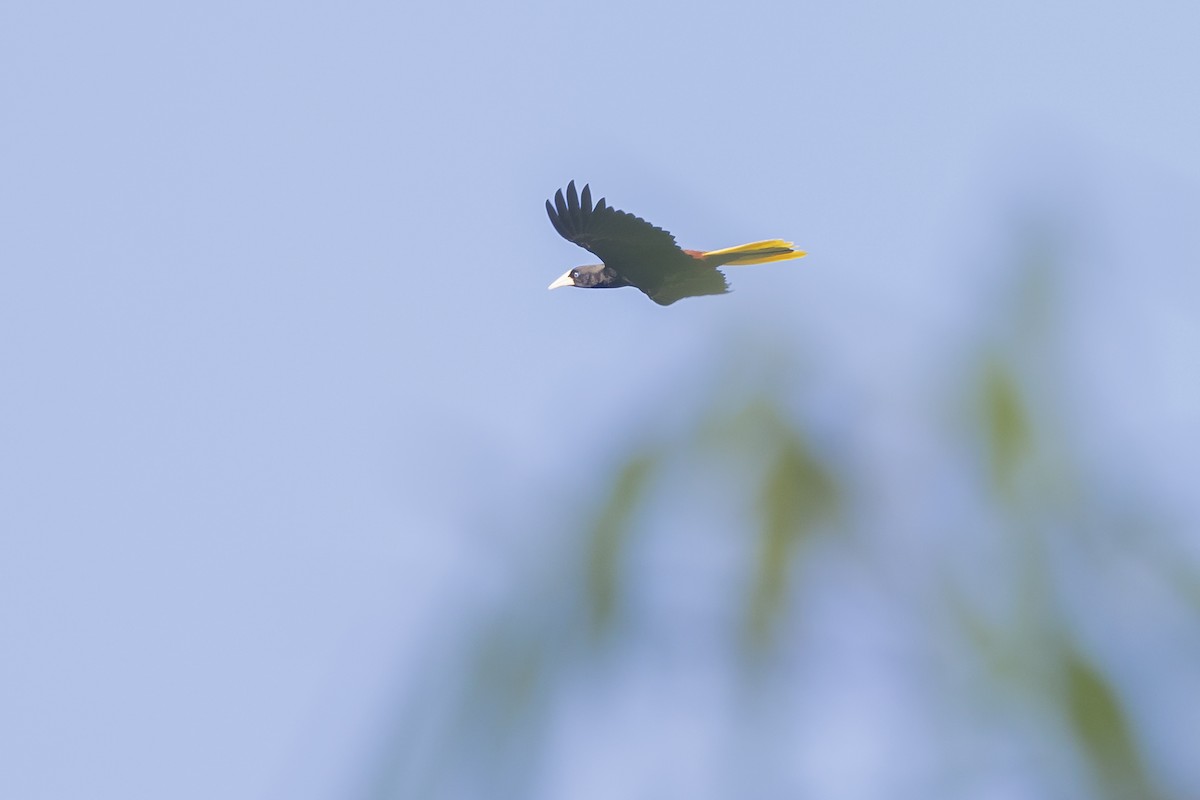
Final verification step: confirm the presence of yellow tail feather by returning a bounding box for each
[702,239,807,266]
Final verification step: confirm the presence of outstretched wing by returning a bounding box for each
[547,181,691,281]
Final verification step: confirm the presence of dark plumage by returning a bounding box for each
[546,181,806,306]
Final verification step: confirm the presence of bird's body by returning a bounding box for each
[546,181,806,305]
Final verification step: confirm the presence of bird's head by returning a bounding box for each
[548,264,621,291]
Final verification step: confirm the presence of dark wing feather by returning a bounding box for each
[545,198,571,241]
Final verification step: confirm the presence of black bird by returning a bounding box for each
[546,181,806,305]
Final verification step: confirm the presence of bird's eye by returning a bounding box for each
[571,269,580,279]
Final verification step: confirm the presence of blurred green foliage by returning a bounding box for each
[367,240,1197,800]
[747,406,839,651]
[980,358,1031,498]
[1066,651,1159,800]
[585,452,658,637]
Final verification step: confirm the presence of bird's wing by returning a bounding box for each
[545,181,693,287]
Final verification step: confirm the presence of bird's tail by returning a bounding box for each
[701,239,806,266]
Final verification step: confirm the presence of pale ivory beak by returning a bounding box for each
[547,271,575,291]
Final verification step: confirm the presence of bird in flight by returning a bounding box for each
[546,181,806,305]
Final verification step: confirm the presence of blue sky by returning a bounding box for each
[3,2,1199,798]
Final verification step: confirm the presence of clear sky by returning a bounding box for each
[3,2,1199,798]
